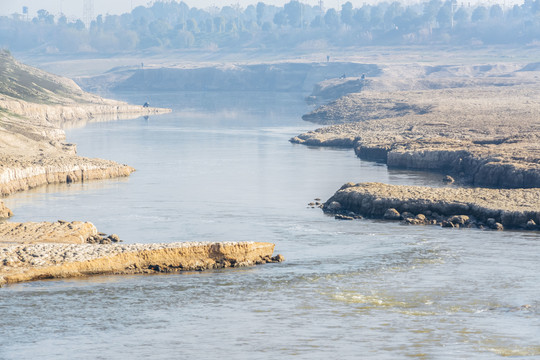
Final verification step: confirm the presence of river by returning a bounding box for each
[1,91,538,359]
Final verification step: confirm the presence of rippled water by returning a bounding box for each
[1,91,539,359]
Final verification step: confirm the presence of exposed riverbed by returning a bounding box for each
[1,91,538,359]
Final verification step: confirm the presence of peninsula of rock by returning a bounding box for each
[0,240,281,286]
[323,182,540,230]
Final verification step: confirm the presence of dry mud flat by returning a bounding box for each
[324,182,540,231]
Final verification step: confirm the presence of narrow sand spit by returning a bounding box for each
[0,241,282,286]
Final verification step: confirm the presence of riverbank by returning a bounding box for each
[292,61,540,230]
[0,241,281,286]
[292,84,540,189]
[323,182,540,230]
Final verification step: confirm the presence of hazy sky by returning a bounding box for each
[0,0,355,20]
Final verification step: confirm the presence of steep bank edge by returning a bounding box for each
[323,182,540,230]
[290,134,540,188]
[0,242,282,286]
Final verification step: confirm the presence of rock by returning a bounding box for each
[108,234,120,242]
[322,183,539,230]
[526,219,537,230]
[383,208,401,220]
[401,211,414,220]
[326,201,342,211]
[493,222,504,231]
[308,202,315,206]
[415,214,427,222]
[66,174,76,183]
[0,202,13,219]
[272,254,285,262]
[335,214,354,220]
[443,175,455,183]
[449,215,469,225]
[441,221,455,228]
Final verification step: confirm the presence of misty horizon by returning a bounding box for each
[0,0,522,20]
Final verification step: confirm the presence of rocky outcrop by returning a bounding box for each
[0,51,168,197]
[323,182,540,230]
[0,161,135,196]
[0,241,282,286]
[0,201,12,219]
[0,220,98,244]
[292,84,540,188]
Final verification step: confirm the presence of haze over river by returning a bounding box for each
[1,91,539,359]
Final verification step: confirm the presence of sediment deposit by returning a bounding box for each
[323,182,540,230]
[0,50,169,196]
[0,220,98,244]
[0,241,282,286]
[293,84,540,188]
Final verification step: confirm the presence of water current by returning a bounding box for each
[1,91,539,359]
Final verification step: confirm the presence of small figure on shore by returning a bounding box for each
[327,55,330,62]
[361,73,366,80]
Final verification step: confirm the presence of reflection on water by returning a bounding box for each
[1,91,539,359]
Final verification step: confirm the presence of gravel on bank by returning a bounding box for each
[0,241,282,286]
[323,182,540,230]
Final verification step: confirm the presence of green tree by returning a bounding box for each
[273,11,286,28]
[256,2,266,25]
[423,0,442,24]
[324,8,339,29]
[353,7,370,28]
[471,6,488,22]
[453,7,469,25]
[384,2,403,28]
[489,4,503,19]
[186,18,199,33]
[436,2,452,28]
[284,1,302,27]
[341,2,354,27]
[213,17,225,32]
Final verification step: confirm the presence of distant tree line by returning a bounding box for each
[1,0,540,54]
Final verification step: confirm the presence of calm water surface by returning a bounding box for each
[1,92,539,359]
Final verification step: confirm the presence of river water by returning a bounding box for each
[1,91,539,359]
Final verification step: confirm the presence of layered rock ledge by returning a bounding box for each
[292,74,540,188]
[324,182,540,230]
[0,50,169,197]
[0,241,282,286]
